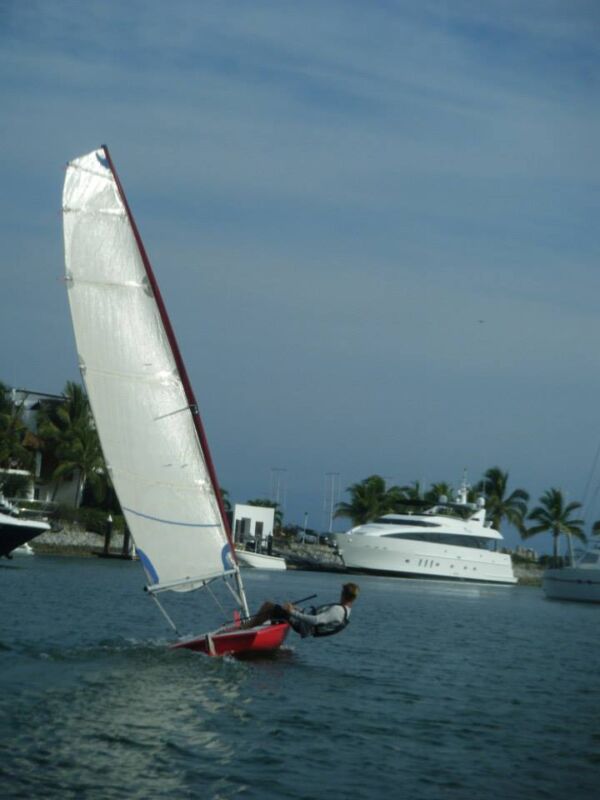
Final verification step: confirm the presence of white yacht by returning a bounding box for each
[542,537,600,603]
[0,496,50,558]
[333,484,516,585]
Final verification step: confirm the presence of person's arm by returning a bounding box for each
[285,604,344,626]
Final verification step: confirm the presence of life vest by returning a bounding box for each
[311,603,350,638]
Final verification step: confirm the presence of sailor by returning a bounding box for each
[245,582,360,638]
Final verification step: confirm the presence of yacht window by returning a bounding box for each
[382,532,489,549]
[580,553,599,565]
[374,518,441,528]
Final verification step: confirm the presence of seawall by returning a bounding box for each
[32,525,131,558]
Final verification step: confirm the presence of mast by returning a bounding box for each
[100,146,249,614]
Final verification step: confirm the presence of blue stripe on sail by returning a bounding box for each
[96,152,109,169]
[122,506,220,529]
[137,548,159,585]
[221,543,234,571]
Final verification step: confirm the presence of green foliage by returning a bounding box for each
[335,475,398,525]
[425,482,454,503]
[524,488,586,558]
[0,472,32,498]
[37,382,105,507]
[397,480,424,502]
[220,487,232,514]
[336,468,533,530]
[0,382,34,471]
[55,504,125,535]
[81,477,121,514]
[475,466,529,535]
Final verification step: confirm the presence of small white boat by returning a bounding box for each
[542,537,600,603]
[237,548,287,570]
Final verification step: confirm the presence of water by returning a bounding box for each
[1,556,599,800]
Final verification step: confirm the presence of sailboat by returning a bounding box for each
[62,147,289,656]
[542,534,600,603]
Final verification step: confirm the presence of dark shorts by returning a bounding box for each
[270,604,291,622]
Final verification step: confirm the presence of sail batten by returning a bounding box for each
[146,569,239,595]
[76,366,180,386]
[63,207,126,218]
[68,278,146,288]
[63,147,241,599]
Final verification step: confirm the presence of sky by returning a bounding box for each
[1,1,599,551]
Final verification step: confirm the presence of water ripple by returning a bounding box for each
[2,561,600,798]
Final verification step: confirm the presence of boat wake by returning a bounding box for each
[7,637,170,664]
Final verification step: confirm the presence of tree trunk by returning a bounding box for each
[121,524,131,558]
[75,471,85,508]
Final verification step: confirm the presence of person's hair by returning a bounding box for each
[341,582,360,602]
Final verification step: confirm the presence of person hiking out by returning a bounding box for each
[244,582,360,638]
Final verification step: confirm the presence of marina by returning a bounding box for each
[1,4,598,798]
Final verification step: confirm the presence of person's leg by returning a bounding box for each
[242,601,275,628]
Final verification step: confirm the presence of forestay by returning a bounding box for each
[62,148,238,596]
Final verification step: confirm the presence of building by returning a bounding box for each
[232,503,275,553]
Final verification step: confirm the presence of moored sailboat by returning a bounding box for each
[542,535,600,603]
[62,147,289,655]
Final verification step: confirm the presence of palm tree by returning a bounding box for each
[476,467,529,534]
[52,421,105,507]
[425,482,454,504]
[0,382,33,472]
[399,480,425,502]
[386,483,411,512]
[220,488,232,516]
[37,382,104,506]
[524,488,586,559]
[335,475,391,526]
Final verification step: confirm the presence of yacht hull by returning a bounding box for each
[542,568,600,603]
[0,512,50,558]
[334,534,516,585]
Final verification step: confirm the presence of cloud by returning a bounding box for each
[1,0,599,544]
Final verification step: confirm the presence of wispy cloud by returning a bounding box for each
[1,0,599,538]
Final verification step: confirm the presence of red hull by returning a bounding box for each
[170,622,289,657]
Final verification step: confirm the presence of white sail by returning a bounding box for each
[62,148,236,593]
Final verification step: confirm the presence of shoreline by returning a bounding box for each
[28,528,543,585]
[30,526,134,560]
